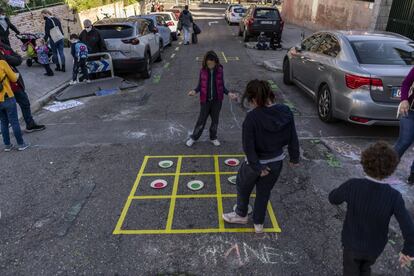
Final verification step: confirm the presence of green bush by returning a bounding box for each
[67,0,139,12]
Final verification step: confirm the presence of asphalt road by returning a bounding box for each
[1,4,413,276]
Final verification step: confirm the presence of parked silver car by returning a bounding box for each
[283,31,414,125]
[94,18,162,78]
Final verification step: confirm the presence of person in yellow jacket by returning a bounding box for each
[0,60,29,151]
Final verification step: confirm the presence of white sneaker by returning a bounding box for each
[254,224,264,234]
[69,80,77,85]
[222,211,248,224]
[211,139,221,147]
[85,79,91,83]
[186,138,195,147]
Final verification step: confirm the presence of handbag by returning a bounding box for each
[193,23,201,35]
[49,17,64,43]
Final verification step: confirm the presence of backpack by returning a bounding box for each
[75,42,88,59]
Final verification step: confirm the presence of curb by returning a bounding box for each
[263,60,283,73]
[29,80,70,116]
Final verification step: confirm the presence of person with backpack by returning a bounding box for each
[179,5,193,45]
[35,38,53,77]
[186,51,238,147]
[0,8,20,46]
[70,34,89,85]
[41,9,66,72]
[0,41,45,132]
[0,59,29,151]
[222,79,300,234]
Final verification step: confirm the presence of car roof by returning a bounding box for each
[94,18,143,25]
[331,30,412,42]
[251,5,279,10]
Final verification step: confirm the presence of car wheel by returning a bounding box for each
[26,59,33,67]
[172,32,178,41]
[317,84,336,123]
[142,52,152,79]
[243,29,249,42]
[283,58,293,85]
[155,42,163,62]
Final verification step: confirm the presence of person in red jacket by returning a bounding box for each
[186,51,237,147]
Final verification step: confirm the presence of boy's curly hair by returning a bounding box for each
[361,141,399,180]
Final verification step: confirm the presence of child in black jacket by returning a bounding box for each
[329,141,414,275]
[222,80,300,234]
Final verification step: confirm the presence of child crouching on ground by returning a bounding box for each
[35,38,53,77]
[186,50,238,147]
[329,141,414,275]
[69,34,89,85]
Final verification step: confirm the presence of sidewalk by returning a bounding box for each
[18,48,73,113]
[245,23,313,72]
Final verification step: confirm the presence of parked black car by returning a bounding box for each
[238,6,284,43]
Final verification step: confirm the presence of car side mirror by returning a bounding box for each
[295,44,303,52]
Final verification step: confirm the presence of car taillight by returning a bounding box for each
[345,74,383,91]
[167,21,174,26]
[349,116,371,124]
[246,17,254,29]
[121,38,140,45]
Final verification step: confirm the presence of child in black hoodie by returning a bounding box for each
[222,79,300,233]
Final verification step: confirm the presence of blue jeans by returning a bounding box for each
[0,97,24,146]
[50,39,65,67]
[236,161,283,224]
[14,89,34,127]
[395,111,414,172]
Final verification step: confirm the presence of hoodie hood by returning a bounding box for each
[182,10,189,15]
[250,104,293,133]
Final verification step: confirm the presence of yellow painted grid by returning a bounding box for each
[113,155,281,235]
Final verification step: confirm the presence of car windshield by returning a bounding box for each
[160,14,172,21]
[351,40,414,65]
[233,8,246,13]
[254,9,280,20]
[94,24,135,39]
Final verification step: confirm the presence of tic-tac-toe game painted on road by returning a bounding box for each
[113,155,281,235]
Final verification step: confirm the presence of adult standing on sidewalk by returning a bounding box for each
[41,9,66,72]
[79,19,106,54]
[0,59,29,151]
[395,67,414,184]
[0,42,45,132]
[0,8,20,46]
[222,80,300,233]
[179,5,193,45]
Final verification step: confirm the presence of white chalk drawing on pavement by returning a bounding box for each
[322,140,362,161]
[43,100,84,113]
[198,236,298,266]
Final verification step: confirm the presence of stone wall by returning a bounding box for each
[370,0,393,31]
[282,0,381,31]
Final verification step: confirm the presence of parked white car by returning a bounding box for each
[225,5,246,25]
[94,18,162,78]
[151,12,179,40]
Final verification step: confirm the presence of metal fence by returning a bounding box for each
[386,0,414,40]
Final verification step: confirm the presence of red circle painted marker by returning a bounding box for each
[224,158,240,167]
[154,182,164,188]
[150,179,167,189]
[228,160,237,165]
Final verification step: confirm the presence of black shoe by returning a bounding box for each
[61,65,66,72]
[26,123,46,133]
[408,173,414,185]
[55,66,61,71]
[44,73,54,76]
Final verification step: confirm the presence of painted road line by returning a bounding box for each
[175,47,180,51]
[221,51,228,63]
[267,202,282,232]
[165,156,183,231]
[113,156,149,234]
[131,194,257,200]
[117,228,280,235]
[147,154,245,159]
[214,155,225,231]
[141,171,238,177]
[170,53,176,59]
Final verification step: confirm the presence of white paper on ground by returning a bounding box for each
[43,100,84,112]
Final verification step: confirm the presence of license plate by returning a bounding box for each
[392,87,401,98]
[261,21,273,24]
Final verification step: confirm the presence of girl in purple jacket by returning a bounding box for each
[186,51,237,147]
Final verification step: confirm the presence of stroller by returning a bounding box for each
[15,33,53,67]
